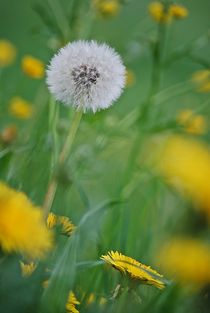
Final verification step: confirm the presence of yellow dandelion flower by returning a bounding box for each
[169,4,188,19]
[158,238,210,288]
[0,124,17,144]
[20,261,36,277]
[0,182,53,259]
[58,216,76,236]
[9,97,34,119]
[22,55,44,79]
[177,110,207,135]
[46,212,57,229]
[66,291,80,313]
[126,69,136,87]
[148,2,172,23]
[155,135,210,218]
[93,0,120,18]
[47,212,76,236]
[101,251,165,289]
[0,39,16,67]
[192,70,210,93]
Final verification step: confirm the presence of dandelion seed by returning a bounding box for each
[158,238,210,288]
[101,251,165,289]
[66,291,80,313]
[0,39,16,67]
[46,40,125,113]
[0,182,53,259]
[22,55,44,79]
[9,97,34,119]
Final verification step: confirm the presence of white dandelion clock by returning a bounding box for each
[46,40,125,113]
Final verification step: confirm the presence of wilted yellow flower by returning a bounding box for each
[177,110,207,135]
[0,182,53,259]
[158,238,210,288]
[169,4,188,19]
[47,212,76,236]
[192,70,210,93]
[66,291,80,313]
[0,124,17,144]
[126,69,136,87]
[101,251,165,289]
[155,135,210,218]
[93,0,120,17]
[22,55,44,79]
[148,2,172,23]
[0,39,16,67]
[20,261,36,277]
[9,97,34,119]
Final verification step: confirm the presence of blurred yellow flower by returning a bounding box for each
[0,182,53,259]
[86,293,95,305]
[66,291,80,313]
[158,238,210,287]
[0,124,17,144]
[148,2,172,23]
[101,251,165,289]
[22,55,44,79]
[149,2,188,23]
[126,69,136,87]
[9,97,34,119]
[0,39,16,67]
[177,110,207,135]
[169,4,188,19]
[47,212,76,236]
[20,261,36,277]
[155,135,210,218]
[192,70,210,93]
[93,0,120,17]
[99,297,107,306]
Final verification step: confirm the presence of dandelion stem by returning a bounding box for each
[59,109,83,163]
[43,109,83,217]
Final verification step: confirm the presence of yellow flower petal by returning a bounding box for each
[66,292,80,313]
[101,250,165,289]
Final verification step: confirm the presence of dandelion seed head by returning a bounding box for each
[46,40,125,113]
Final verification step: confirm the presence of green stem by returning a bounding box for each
[59,109,83,163]
[43,109,83,217]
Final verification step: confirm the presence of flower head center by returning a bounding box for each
[72,64,100,89]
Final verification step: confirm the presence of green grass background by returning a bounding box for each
[0,0,210,312]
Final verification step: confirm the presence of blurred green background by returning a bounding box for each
[1,0,210,312]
